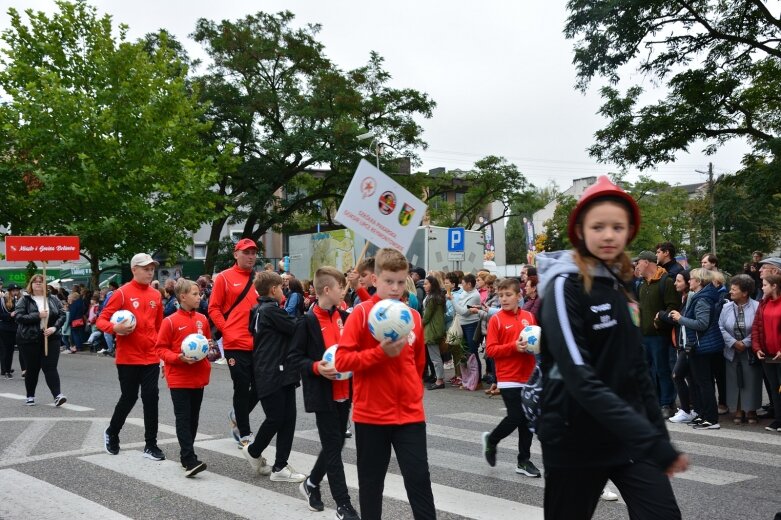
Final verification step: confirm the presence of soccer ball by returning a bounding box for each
[110,310,136,334]
[368,299,414,343]
[181,333,210,361]
[520,325,542,354]
[321,345,352,380]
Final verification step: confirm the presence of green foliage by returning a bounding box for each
[566,0,781,168]
[688,151,781,273]
[0,1,220,287]
[625,176,689,252]
[542,195,576,251]
[424,156,529,230]
[505,183,557,264]
[192,11,435,272]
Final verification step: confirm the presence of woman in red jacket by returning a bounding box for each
[752,273,781,432]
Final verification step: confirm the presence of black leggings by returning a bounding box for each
[0,329,18,374]
[19,337,61,399]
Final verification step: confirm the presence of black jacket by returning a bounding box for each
[660,259,685,279]
[535,251,679,471]
[249,296,300,399]
[288,306,351,413]
[14,294,66,344]
[0,296,18,332]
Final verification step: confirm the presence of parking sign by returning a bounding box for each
[447,228,464,252]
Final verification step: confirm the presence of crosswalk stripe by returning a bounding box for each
[1,421,55,460]
[0,469,132,520]
[424,422,756,486]
[80,450,336,519]
[666,421,781,447]
[82,420,109,451]
[197,437,546,519]
[0,392,94,411]
[125,417,213,441]
[448,411,781,448]
[674,439,781,468]
[295,429,548,490]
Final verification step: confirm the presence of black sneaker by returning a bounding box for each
[482,432,497,467]
[336,503,361,520]
[184,460,207,478]
[4,372,12,379]
[690,416,705,426]
[692,420,720,430]
[299,477,324,512]
[104,428,119,455]
[516,459,541,477]
[143,445,165,461]
[765,420,781,432]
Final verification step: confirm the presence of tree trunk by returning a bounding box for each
[204,216,228,275]
[89,256,101,290]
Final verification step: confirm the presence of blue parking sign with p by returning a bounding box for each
[447,227,465,252]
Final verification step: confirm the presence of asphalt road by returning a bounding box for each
[1,351,780,519]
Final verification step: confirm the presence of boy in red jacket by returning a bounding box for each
[481,277,540,478]
[335,248,435,520]
[97,253,164,461]
[155,279,217,477]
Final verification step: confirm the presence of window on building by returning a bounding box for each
[193,242,207,260]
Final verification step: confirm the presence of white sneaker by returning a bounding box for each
[214,357,227,365]
[600,487,619,501]
[270,464,306,483]
[241,445,271,475]
[668,409,696,423]
[96,348,107,354]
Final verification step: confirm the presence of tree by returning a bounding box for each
[688,154,781,273]
[0,1,219,287]
[566,1,781,168]
[505,183,557,264]
[192,12,435,273]
[542,195,577,251]
[625,176,690,253]
[423,156,530,230]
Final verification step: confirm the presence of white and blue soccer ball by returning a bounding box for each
[181,333,210,361]
[110,310,136,331]
[368,299,414,343]
[322,345,352,380]
[520,325,542,354]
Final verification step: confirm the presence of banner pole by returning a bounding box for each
[43,261,49,357]
[355,241,371,267]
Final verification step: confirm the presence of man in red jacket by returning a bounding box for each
[335,248,435,520]
[208,239,260,446]
[97,253,164,461]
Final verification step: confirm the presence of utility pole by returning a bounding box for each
[697,163,716,254]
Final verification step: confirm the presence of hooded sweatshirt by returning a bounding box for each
[534,250,678,470]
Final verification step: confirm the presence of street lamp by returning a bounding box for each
[357,130,381,169]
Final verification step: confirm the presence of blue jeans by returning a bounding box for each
[461,321,481,381]
[642,335,677,407]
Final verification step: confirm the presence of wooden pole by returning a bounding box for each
[43,262,49,356]
[355,241,371,267]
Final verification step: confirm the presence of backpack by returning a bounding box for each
[520,365,543,433]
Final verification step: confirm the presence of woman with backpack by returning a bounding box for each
[668,268,725,430]
[536,176,687,520]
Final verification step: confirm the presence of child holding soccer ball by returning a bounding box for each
[155,278,216,477]
[335,248,435,520]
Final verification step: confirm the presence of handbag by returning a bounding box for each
[71,318,85,327]
[520,365,543,433]
[446,314,462,346]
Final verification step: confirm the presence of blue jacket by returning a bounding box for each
[679,283,724,355]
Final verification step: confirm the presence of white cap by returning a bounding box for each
[130,253,159,268]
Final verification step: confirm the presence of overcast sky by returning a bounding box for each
[0,0,750,191]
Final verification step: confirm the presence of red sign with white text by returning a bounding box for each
[4,236,81,261]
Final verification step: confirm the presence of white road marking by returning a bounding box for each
[1,420,56,460]
[197,437,546,520]
[0,469,132,520]
[0,392,94,411]
[80,450,334,519]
